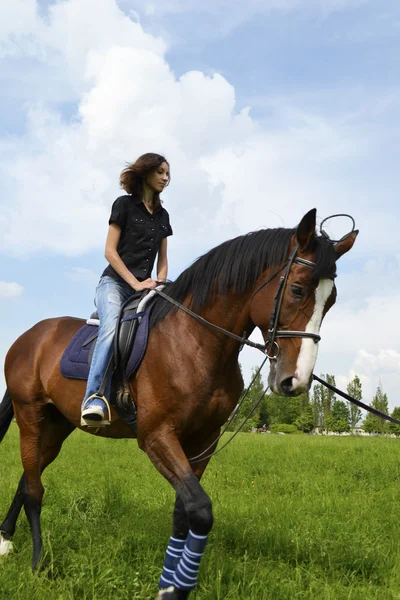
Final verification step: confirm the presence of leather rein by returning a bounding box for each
[153,242,400,459]
[155,244,319,359]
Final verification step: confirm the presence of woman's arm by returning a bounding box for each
[105,224,156,291]
[157,237,168,282]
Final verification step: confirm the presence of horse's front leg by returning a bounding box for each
[158,434,217,596]
[143,427,218,600]
[158,494,188,591]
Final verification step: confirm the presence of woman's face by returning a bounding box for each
[146,162,170,193]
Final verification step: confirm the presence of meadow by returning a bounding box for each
[2,425,400,599]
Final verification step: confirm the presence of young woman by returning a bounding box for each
[81,153,172,427]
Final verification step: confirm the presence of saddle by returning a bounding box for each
[87,291,146,369]
[60,290,157,433]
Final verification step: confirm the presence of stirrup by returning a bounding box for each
[81,394,112,428]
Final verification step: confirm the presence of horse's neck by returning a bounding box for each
[192,291,255,360]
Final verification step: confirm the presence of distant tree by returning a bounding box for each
[312,374,336,431]
[322,374,336,431]
[346,375,362,429]
[325,400,351,433]
[312,384,322,430]
[295,405,314,433]
[362,416,376,434]
[258,394,269,428]
[227,366,265,432]
[264,392,310,426]
[362,385,389,434]
[298,392,311,414]
[332,399,350,423]
[388,407,400,436]
[333,418,351,434]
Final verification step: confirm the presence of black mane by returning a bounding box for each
[150,228,336,328]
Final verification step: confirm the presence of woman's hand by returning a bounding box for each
[133,278,158,292]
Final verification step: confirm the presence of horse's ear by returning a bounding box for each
[296,209,317,251]
[334,230,359,259]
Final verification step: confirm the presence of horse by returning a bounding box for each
[0,209,357,599]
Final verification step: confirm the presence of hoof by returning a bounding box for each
[155,588,175,599]
[155,587,189,599]
[0,533,13,556]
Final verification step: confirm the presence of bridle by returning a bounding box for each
[155,243,322,359]
[179,215,400,463]
[251,244,321,359]
[153,243,326,465]
[156,215,359,464]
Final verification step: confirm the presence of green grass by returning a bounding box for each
[2,425,400,599]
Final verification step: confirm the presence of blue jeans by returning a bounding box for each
[82,276,134,407]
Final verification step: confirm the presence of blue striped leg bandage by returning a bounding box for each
[159,536,187,589]
[173,530,208,591]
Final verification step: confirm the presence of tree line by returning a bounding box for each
[227,368,400,435]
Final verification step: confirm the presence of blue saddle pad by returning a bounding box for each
[60,305,153,381]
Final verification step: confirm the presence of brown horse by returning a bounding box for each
[0,209,357,599]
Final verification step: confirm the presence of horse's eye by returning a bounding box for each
[291,285,304,299]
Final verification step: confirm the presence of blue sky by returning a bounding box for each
[1,0,400,407]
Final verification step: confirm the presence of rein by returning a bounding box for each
[154,288,266,352]
[313,375,400,427]
[153,248,321,462]
[189,370,400,464]
[154,239,400,459]
[188,356,270,463]
[154,245,320,360]
[190,372,400,464]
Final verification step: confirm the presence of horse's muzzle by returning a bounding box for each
[276,375,310,396]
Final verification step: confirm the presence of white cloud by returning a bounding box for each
[333,349,400,411]
[0,0,398,413]
[46,0,165,91]
[355,349,400,376]
[136,0,369,40]
[0,0,256,257]
[310,289,400,409]
[322,294,400,354]
[0,0,40,57]
[0,282,23,298]
[200,115,367,235]
[0,0,395,266]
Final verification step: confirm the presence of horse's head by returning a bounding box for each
[250,209,357,397]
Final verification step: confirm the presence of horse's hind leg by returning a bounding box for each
[0,474,27,555]
[1,402,74,568]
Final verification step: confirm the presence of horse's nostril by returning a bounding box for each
[280,377,294,394]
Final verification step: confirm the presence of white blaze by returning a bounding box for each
[293,279,334,390]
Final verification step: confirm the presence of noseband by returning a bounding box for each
[251,244,321,359]
[154,244,324,358]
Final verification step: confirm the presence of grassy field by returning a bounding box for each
[2,426,400,599]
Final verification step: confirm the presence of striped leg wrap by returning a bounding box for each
[173,530,208,591]
[159,536,187,589]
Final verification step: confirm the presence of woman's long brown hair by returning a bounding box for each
[120,153,170,207]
